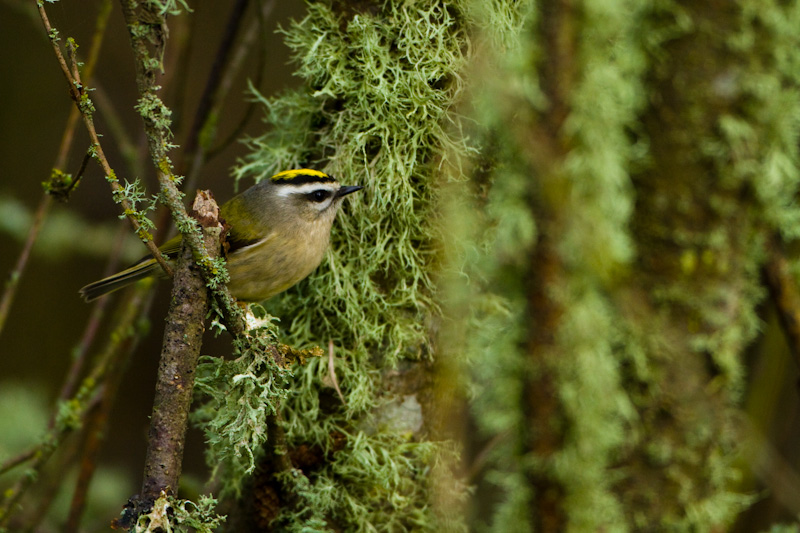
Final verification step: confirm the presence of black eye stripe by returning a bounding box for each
[307,189,332,202]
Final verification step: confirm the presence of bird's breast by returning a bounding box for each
[224,221,332,302]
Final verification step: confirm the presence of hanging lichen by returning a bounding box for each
[195,2,474,530]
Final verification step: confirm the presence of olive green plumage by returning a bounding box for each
[80,169,362,302]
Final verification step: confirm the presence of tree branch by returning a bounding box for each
[139,192,223,507]
[117,0,246,337]
[34,1,173,277]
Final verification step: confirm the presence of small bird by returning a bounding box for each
[80,169,363,302]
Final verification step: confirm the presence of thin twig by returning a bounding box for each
[63,404,106,533]
[36,1,173,277]
[66,38,81,82]
[0,194,52,338]
[22,432,83,533]
[69,150,92,195]
[0,448,36,477]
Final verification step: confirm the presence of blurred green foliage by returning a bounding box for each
[0,195,140,262]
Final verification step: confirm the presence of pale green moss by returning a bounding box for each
[132,494,224,533]
[192,318,290,497]
[218,2,473,530]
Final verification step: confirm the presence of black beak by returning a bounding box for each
[336,185,363,198]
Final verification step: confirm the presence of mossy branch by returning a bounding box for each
[118,0,246,337]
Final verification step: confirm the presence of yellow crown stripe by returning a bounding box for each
[271,169,330,181]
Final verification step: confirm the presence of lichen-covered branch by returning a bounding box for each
[118,0,245,337]
[137,192,223,510]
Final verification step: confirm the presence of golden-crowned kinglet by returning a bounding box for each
[80,169,363,302]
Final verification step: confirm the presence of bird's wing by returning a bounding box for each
[220,193,271,253]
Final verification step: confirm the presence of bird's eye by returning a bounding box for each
[308,190,331,203]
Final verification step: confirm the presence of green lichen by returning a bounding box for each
[135,93,173,135]
[145,0,191,16]
[219,1,472,530]
[237,1,470,355]
[192,317,291,497]
[132,494,224,533]
[727,1,800,241]
[42,168,77,202]
[108,177,157,242]
[54,398,82,432]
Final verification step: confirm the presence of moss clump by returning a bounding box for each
[214,2,472,530]
[193,316,291,498]
[131,494,224,533]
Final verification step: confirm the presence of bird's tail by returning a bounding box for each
[79,259,162,302]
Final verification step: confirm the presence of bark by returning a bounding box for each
[139,192,223,507]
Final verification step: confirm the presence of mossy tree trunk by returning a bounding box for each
[444,1,800,531]
[198,0,800,531]
[615,2,760,525]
